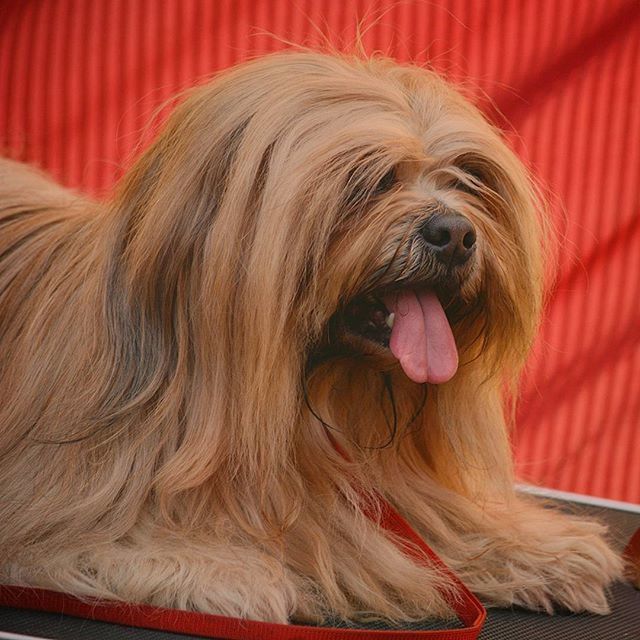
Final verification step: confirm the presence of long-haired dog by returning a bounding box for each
[0,52,622,623]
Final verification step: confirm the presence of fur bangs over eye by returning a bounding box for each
[345,162,398,209]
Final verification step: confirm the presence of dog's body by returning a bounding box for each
[0,52,622,623]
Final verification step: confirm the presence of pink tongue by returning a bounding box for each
[383,290,458,384]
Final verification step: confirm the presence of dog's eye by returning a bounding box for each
[346,166,397,208]
[455,166,485,194]
[372,167,397,197]
[455,178,477,195]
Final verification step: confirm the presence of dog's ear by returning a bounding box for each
[98,75,315,511]
[111,108,248,303]
[88,85,255,443]
[450,146,546,379]
[483,153,546,374]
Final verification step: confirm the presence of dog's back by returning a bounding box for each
[0,159,103,559]
[0,159,89,338]
[0,159,94,451]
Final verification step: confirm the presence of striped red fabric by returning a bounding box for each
[0,0,638,502]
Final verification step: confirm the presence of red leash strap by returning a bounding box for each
[0,523,485,640]
[623,526,640,589]
[327,434,486,636]
[0,583,483,640]
[0,502,486,639]
[0,440,486,638]
[371,494,486,631]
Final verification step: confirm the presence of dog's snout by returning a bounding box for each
[420,213,476,266]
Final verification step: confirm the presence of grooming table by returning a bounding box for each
[1,491,638,640]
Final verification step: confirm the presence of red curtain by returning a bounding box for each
[1,0,639,502]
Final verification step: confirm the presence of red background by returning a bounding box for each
[1,0,639,503]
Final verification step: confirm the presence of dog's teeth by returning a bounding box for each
[386,313,395,329]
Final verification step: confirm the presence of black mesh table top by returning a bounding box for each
[1,497,638,640]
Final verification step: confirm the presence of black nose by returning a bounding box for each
[420,213,476,266]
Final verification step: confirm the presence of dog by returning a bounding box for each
[0,51,622,624]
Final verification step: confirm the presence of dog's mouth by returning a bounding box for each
[338,287,459,384]
[342,294,394,346]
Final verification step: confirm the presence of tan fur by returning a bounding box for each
[0,52,622,623]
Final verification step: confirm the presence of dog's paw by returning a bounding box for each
[511,522,623,614]
[460,510,624,614]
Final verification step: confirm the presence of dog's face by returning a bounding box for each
[206,54,542,386]
[320,154,489,384]
[119,52,544,404]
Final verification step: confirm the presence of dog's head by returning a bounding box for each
[113,51,545,478]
